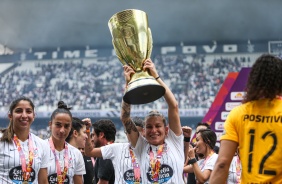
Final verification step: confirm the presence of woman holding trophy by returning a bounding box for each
[110,9,184,183]
[121,58,184,184]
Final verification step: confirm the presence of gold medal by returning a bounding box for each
[134,182,140,184]
[57,175,62,183]
[22,181,29,184]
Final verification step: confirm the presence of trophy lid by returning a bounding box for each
[108,9,148,35]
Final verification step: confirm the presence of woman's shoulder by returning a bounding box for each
[208,153,218,162]
[31,133,51,150]
[67,142,82,154]
[30,133,47,143]
[66,142,77,150]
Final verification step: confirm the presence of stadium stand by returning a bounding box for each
[0,53,260,112]
[0,52,262,140]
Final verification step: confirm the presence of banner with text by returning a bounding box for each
[193,68,251,142]
[0,41,269,63]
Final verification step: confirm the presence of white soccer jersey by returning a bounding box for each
[197,153,218,184]
[101,142,141,184]
[227,155,241,184]
[0,133,50,184]
[133,129,185,184]
[45,139,85,184]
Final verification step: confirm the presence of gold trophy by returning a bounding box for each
[108,9,165,104]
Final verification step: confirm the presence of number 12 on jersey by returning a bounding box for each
[248,129,277,175]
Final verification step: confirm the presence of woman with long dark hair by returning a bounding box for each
[0,96,50,183]
[210,54,282,183]
[183,129,218,184]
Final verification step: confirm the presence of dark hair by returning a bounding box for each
[243,54,282,103]
[213,145,219,154]
[65,117,87,143]
[145,110,167,126]
[196,122,211,131]
[92,119,116,142]
[197,129,217,150]
[1,96,35,142]
[50,101,72,121]
[132,116,144,128]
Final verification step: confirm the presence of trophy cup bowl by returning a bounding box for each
[108,9,165,104]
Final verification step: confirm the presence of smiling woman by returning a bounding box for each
[0,96,50,184]
[183,129,217,184]
[121,59,184,184]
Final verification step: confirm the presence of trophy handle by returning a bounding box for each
[139,28,152,74]
[147,28,153,59]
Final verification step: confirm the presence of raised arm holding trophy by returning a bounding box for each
[109,9,185,184]
[108,9,165,104]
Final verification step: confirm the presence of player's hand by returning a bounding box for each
[182,126,192,137]
[188,145,196,159]
[143,59,158,78]
[123,65,135,84]
[82,118,91,130]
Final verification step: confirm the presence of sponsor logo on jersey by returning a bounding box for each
[48,173,70,184]
[243,114,282,123]
[146,164,173,183]
[9,166,36,183]
[124,169,142,183]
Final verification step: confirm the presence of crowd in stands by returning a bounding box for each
[0,53,260,113]
[2,53,281,184]
[0,52,259,142]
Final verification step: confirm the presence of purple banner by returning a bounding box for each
[210,67,251,142]
[191,68,251,143]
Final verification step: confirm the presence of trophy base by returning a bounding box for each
[123,77,166,104]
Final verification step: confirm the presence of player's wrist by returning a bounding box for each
[184,137,190,142]
[188,158,197,165]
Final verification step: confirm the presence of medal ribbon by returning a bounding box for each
[149,144,164,183]
[236,155,241,184]
[91,157,96,167]
[200,151,214,170]
[49,138,69,184]
[13,133,34,182]
[129,147,141,183]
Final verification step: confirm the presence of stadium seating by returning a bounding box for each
[0,53,260,112]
